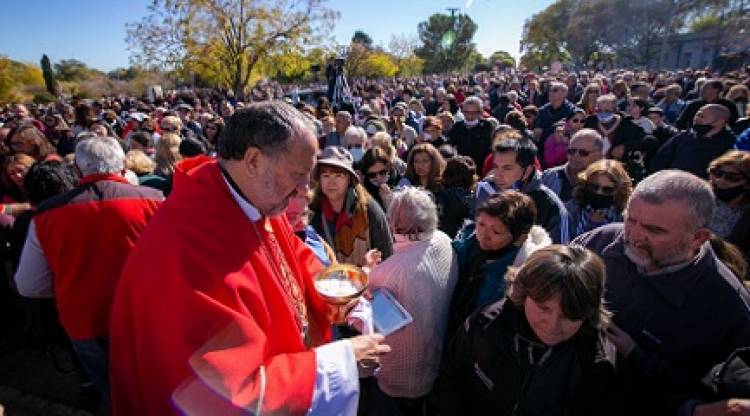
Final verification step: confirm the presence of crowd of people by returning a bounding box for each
[1,65,750,415]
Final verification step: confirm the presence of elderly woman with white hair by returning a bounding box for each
[367,187,459,415]
[343,125,367,165]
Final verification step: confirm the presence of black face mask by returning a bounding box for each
[714,184,746,202]
[584,189,615,209]
[693,123,712,137]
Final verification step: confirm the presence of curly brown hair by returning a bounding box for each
[572,159,633,212]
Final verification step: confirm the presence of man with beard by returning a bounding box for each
[109,102,389,415]
[652,104,736,179]
[574,170,750,416]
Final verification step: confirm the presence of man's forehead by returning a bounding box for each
[627,197,687,222]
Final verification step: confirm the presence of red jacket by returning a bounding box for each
[109,157,332,415]
[33,174,162,340]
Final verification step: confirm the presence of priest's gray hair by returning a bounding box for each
[218,100,314,160]
[628,169,714,232]
[387,187,438,240]
[75,136,125,176]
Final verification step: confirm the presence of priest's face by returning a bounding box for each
[251,128,318,216]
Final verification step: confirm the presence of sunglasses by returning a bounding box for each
[570,118,585,123]
[367,169,389,179]
[586,183,617,195]
[710,168,746,182]
[566,147,594,157]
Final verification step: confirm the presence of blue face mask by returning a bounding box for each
[596,112,614,123]
[509,179,523,191]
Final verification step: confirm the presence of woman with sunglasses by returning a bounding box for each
[42,113,75,156]
[707,151,750,239]
[577,83,602,116]
[543,109,586,169]
[567,159,633,239]
[360,146,400,210]
[202,118,223,154]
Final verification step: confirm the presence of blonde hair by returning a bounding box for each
[155,132,182,176]
[160,116,182,131]
[370,132,397,160]
[125,149,156,176]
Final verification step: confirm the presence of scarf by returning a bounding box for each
[575,205,621,236]
[321,187,371,265]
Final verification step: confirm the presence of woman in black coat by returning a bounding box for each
[433,245,622,416]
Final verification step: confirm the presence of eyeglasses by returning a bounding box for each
[710,168,746,182]
[570,118,585,124]
[586,183,617,195]
[566,147,595,157]
[162,126,179,132]
[367,169,389,179]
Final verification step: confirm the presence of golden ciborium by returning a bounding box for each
[313,264,368,325]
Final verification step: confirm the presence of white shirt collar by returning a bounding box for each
[222,175,261,222]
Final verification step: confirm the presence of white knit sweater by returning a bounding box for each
[368,230,459,398]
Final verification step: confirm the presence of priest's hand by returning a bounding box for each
[363,249,383,271]
[350,333,390,377]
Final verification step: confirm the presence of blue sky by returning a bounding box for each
[0,0,553,71]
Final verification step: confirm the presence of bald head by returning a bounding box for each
[702,104,730,123]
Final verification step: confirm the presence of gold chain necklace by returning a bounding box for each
[250,217,309,344]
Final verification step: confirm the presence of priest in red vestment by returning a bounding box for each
[109,101,389,415]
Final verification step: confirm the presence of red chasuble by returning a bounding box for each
[109,156,332,415]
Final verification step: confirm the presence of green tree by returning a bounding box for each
[519,0,575,70]
[40,54,58,96]
[126,0,338,100]
[53,59,100,81]
[360,52,398,78]
[415,13,478,74]
[352,30,373,49]
[0,57,45,104]
[488,50,516,68]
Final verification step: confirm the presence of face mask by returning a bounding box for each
[422,132,432,142]
[714,184,746,202]
[692,123,712,137]
[584,189,615,209]
[508,179,524,191]
[596,112,614,123]
[464,118,479,127]
[369,173,390,188]
[349,146,364,162]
